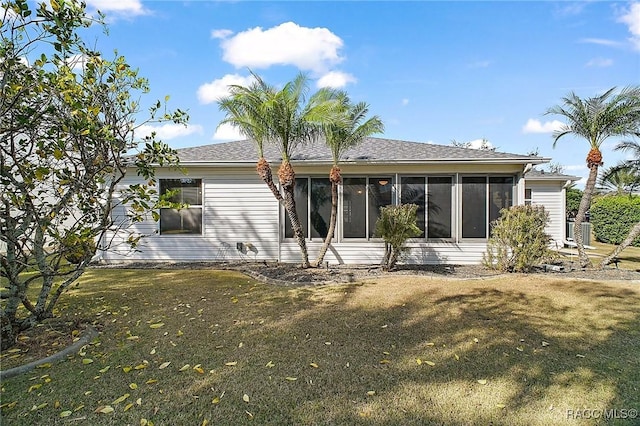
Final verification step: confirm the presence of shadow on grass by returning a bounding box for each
[2,271,639,426]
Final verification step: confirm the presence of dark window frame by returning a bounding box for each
[342,176,393,240]
[284,177,332,240]
[399,175,455,241]
[460,175,515,240]
[159,178,203,235]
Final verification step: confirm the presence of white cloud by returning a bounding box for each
[580,38,623,48]
[85,0,148,16]
[65,54,94,72]
[618,2,640,50]
[136,123,203,141]
[211,29,233,39]
[219,22,344,73]
[213,123,244,141]
[196,74,255,105]
[585,57,613,67]
[522,118,565,134]
[467,139,494,150]
[316,71,356,88]
[401,98,409,106]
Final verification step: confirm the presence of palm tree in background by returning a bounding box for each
[218,72,341,268]
[546,86,640,268]
[314,94,384,267]
[600,140,640,268]
[597,165,640,195]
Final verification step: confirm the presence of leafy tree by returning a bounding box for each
[599,140,640,267]
[0,0,187,347]
[375,204,422,271]
[545,162,565,174]
[546,86,640,268]
[566,187,583,220]
[218,72,341,268]
[483,205,555,273]
[451,138,496,151]
[313,93,384,267]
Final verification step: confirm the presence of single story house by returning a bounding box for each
[101,137,579,265]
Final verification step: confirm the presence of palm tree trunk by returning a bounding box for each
[599,220,640,269]
[574,163,599,268]
[282,187,310,268]
[278,161,310,268]
[256,158,283,203]
[313,180,338,267]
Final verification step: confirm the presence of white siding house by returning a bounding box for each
[100,138,577,265]
[522,169,578,247]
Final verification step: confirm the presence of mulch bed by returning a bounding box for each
[92,260,640,284]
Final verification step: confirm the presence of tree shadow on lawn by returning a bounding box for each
[182,276,640,426]
[2,272,639,426]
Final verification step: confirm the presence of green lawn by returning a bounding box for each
[1,269,639,425]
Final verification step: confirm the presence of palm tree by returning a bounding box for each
[597,165,640,195]
[218,74,283,202]
[546,86,640,268]
[313,94,384,267]
[600,140,640,268]
[218,72,341,268]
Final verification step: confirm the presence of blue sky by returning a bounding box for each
[79,1,639,186]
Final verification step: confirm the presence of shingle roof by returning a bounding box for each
[525,169,581,181]
[175,137,546,165]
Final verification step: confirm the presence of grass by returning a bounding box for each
[1,268,639,425]
[587,240,640,271]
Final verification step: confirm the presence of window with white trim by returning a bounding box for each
[461,176,514,239]
[400,176,453,239]
[284,177,332,239]
[524,188,532,205]
[342,177,393,239]
[159,178,203,235]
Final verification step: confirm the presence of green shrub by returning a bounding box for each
[374,204,422,271]
[591,195,640,246]
[566,188,583,219]
[483,205,555,272]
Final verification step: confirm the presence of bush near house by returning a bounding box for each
[483,205,555,272]
[565,188,583,220]
[591,195,640,246]
[375,204,422,271]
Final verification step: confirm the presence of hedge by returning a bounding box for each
[590,195,640,246]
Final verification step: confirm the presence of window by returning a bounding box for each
[427,177,453,238]
[461,176,514,239]
[400,177,426,238]
[489,177,513,225]
[462,177,487,238]
[159,178,202,235]
[342,178,367,238]
[400,176,453,239]
[524,188,532,205]
[340,177,393,239]
[368,177,393,238]
[284,178,331,239]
